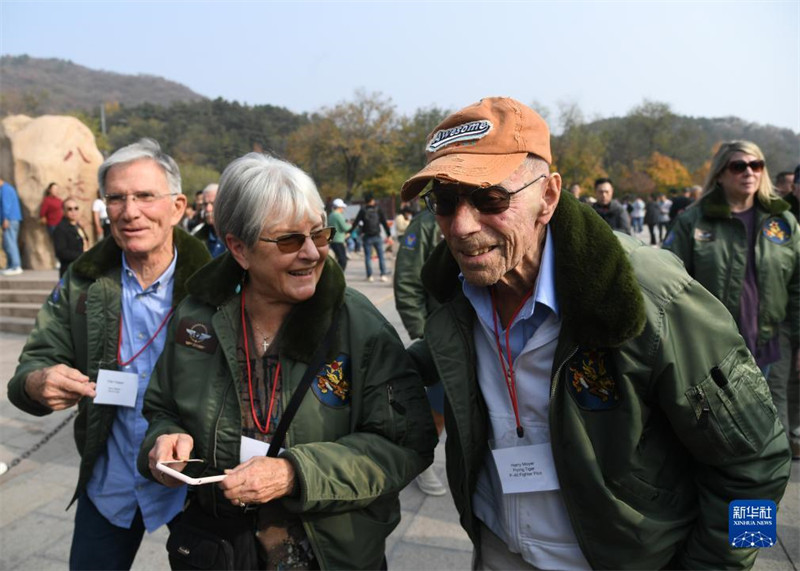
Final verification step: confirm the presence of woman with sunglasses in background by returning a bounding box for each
[664,140,799,380]
[137,153,435,570]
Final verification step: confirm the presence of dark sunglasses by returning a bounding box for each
[66,206,80,211]
[422,174,547,216]
[727,160,765,174]
[258,226,335,253]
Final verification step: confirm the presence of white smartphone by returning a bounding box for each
[156,459,227,485]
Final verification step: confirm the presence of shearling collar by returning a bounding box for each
[186,253,346,364]
[421,192,646,348]
[71,228,211,307]
[700,184,790,219]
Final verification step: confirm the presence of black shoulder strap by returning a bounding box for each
[267,308,341,457]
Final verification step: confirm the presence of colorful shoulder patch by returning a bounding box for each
[566,349,620,411]
[403,232,418,249]
[48,278,65,305]
[312,354,351,408]
[175,317,219,354]
[694,227,714,242]
[762,217,790,245]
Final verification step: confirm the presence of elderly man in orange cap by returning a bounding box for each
[404,97,790,570]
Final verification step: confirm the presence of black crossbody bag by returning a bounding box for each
[166,310,341,570]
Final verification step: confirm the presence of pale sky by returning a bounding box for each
[1,1,798,132]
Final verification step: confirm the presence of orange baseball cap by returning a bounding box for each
[401,97,551,201]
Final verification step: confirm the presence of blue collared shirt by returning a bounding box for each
[462,226,559,361]
[86,250,186,532]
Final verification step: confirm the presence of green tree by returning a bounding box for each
[286,90,397,201]
[551,102,607,189]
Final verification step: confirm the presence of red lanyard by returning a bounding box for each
[490,287,533,439]
[117,306,175,368]
[241,288,280,434]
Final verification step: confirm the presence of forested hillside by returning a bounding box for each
[0,55,205,114]
[2,56,797,200]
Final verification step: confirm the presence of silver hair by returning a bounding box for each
[523,154,550,176]
[98,138,182,198]
[215,153,326,248]
[202,183,219,198]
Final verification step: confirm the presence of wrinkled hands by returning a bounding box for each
[24,364,95,411]
[219,457,295,508]
[147,433,195,488]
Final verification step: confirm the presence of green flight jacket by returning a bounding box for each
[393,209,442,339]
[663,186,800,348]
[137,254,436,570]
[7,229,211,503]
[408,193,791,569]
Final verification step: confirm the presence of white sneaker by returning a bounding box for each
[367,276,375,282]
[379,275,388,282]
[1,267,22,276]
[416,465,447,496]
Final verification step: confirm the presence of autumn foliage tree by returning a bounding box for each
[645,152,692,193]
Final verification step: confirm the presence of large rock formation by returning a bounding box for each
[0,115,103,270]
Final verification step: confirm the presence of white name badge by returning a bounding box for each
[240,436,285,463]
[93,369,138,408]
[491,443,560,494]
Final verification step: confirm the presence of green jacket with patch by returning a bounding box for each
[137,254,436,570]
[393,210,442,339]
[7,229,211,502]
[408,193,791,569]
[663,187,800,347]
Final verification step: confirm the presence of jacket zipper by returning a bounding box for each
[696,386,710,429]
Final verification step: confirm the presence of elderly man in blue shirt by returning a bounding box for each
[7,139,210,570]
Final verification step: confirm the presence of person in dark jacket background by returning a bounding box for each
[592,178,631,234]
[52,197,90,277]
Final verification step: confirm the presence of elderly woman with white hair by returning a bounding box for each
[664,140,799,380]
[138,153,436,570]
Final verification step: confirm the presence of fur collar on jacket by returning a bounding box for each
[71,227,211,307]
[699,184,789,219]
[421,192,646,348]
[186,253,346,364]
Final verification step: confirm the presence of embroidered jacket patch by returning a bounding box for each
[312,354,351,407]
[762,217,790,245]
[176,318,219,354]
[566,349,620,411]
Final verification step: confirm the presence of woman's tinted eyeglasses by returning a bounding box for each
[727,160,765,174]
[422,174,547,216]
[258,227,336,253]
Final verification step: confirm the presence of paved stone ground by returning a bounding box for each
[1,248,798,570]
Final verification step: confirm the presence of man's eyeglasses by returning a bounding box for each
[422,174,547,216]
[727,160,765,174]
[258,227,336,253]
[66,206,79,211]
[104,191,177,209]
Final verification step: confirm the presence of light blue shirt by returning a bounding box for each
[86,250,186,532]
[462,226,559,358]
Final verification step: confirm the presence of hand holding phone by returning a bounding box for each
[156,459,226,485]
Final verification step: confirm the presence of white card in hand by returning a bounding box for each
[93,369,138,407]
